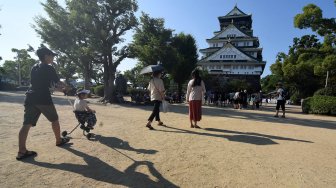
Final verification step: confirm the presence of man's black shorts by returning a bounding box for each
[276,100,285,111]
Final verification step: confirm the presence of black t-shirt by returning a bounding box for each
[25,63,59,105]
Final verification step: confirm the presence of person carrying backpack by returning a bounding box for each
[274,82,286,118]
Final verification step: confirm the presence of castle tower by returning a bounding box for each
[198,5,266,91]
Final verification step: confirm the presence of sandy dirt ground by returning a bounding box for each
[0,91,336,188]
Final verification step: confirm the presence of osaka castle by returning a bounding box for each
[197,5,266,91]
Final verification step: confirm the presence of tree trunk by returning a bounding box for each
[83,61,91,90]
[101,54,118,103]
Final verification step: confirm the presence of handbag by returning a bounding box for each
[161,100,169,113]
[151,78,169,113]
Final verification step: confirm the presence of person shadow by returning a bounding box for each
[23,144,177,187]
[155,126,312,145]
[94,135,157,155]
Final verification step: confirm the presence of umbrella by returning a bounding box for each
[139,64,164,75]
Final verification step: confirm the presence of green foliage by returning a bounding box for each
[93,85,104,97]
[130,12,173,66]
[1,48,37,85]
[227,79,252,92]
[314,87,336,96]
[289,91,300,105]
[301,97,312,114]
[123,63,149,88]
[169,33,198,95]
[261,74,282,94]
[127,88,148,96]
[302,96,336,115]
[294,4,336,36]
[34,0,138,102]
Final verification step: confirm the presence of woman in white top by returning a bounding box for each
[146,71,165,130]
[186,69,206,128]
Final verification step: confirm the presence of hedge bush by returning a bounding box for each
[302,95,336,115]
[314,87,336,96]
[0,82,17,90]
[127,88,148,96]
[93,85,104,97]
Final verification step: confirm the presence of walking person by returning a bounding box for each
[146,71,165,130]
[16,47,69,160]
[274,82,286,118]
[186,69,206,128]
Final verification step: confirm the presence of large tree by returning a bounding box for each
[169,33,198,100]
[294,3,336,89]
[131,12,173,67]
[268,3,336,101]
[34,0,138,103]
[131,14,198,101]
[34,0,98,90]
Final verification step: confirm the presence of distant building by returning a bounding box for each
[198,5,266,91]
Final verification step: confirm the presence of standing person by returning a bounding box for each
[255,91,261,110]
[274,82,286,118]
[146,71,165,130]
[186,69,206,128]
[233,90,240,109]
[16,47,69,160]
[242,89,248,109]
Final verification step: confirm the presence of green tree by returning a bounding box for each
[10,48,37,85]
[1,60,17,83]
[294,4,336,36]
[294,3,336,90]
[34,0,97,90]
[34,0,138,103]
[131,12,173,67]
[123,63,148,88]
[169,33,198,100]
[261,75,281,94]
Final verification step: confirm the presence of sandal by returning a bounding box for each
[146,124,154,130]
[157,122,165,126]
[16,150,37,160]
[56,137,70,147]
[190,125,195,128]
[194,125,201,129]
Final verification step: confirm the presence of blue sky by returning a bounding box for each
[0,0,335,77]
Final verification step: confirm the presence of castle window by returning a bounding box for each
[227,34,236,38]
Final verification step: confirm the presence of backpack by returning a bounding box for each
[281,89,289,100]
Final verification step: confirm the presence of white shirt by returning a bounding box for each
[74,98,88,111]
[186,79,206,101]
[147,77,165,101]
[277,88,284,100]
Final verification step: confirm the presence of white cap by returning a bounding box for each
[76,89,90,95]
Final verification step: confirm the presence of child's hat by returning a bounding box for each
[76,89,90,95]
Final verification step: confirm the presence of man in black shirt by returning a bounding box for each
[16,47,69,160]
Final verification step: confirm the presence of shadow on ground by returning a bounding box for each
[22,137,177,188]
[153,126,312,145]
